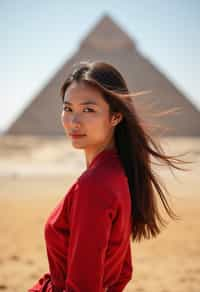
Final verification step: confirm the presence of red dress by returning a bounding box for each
[28,148,133,292]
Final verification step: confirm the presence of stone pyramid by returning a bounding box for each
[6,13,200,136]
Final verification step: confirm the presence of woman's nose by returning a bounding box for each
[71,113,82,125]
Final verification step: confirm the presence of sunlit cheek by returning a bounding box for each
[61,112,70,128]
[92,118,111,138]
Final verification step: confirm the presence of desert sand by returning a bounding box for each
[0,135,200,292]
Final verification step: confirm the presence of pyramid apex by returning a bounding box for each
[80,13,136,51]
[98,12,117,24]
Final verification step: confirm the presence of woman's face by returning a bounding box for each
[61,81,121,151]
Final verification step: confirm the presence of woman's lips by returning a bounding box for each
[70,134,86,139]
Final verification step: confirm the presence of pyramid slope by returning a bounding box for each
[6,14,200,136]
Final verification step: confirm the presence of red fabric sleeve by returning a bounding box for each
[107,240,133,292]
[64,178,117,292]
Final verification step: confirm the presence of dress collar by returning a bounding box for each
[87,147,118,170]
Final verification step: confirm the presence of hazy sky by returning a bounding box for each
[0,0,200,133]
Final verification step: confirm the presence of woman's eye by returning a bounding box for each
[83,108,95,112]
[63,107,71,112]
[63,107,94,112]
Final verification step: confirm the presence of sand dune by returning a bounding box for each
[0,135,200,292]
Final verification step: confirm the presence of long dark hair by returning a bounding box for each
[60,60,192,242]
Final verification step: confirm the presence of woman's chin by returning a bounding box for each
[71,142,85,149]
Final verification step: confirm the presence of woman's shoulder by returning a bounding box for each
[85,154,124,179]
[75,168,119,207]
[76,170,106,192]
[77,163,120,190]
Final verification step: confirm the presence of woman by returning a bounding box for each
[28,61,190,292]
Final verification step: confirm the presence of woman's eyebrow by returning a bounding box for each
[63,100,98,106]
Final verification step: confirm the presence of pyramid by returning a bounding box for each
[6,13,200,136]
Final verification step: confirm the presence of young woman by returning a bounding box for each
[28,61,190,292]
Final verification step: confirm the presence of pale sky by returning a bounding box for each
[0,0,200,133]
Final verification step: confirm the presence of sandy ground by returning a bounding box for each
[0,135,200,292]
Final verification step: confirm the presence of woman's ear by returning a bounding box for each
[111,112,123,126]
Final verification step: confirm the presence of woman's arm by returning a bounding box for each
[64,178,118,292]
[107,240,133,292]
